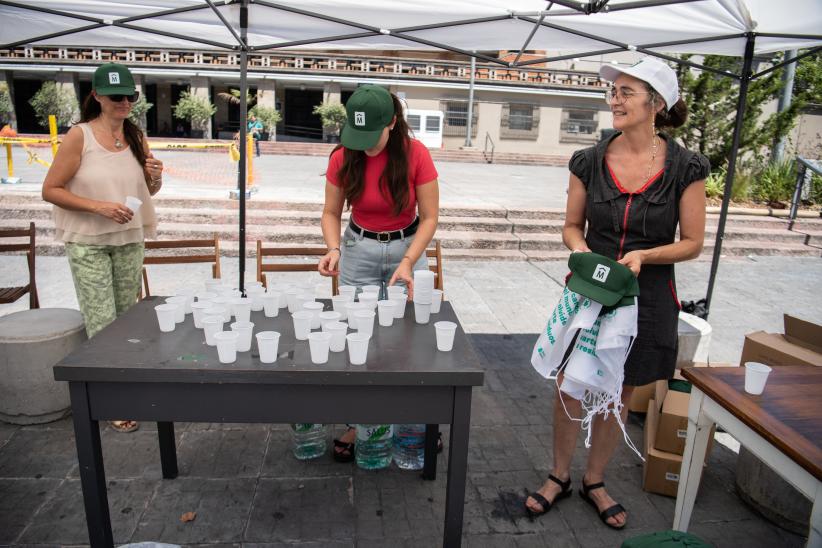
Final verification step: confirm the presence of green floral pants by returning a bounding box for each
[65,242,144,338]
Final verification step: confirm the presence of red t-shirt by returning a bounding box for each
[326,138,438,232]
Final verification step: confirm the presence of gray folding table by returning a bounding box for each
[54,297,484,547]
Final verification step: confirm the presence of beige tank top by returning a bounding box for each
[53,122,157,245]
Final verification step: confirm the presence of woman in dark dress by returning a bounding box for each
[525,57,709,528]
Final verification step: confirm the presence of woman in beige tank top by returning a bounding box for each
[42,63,162,433]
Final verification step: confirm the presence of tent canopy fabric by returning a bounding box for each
[2,0,820,59]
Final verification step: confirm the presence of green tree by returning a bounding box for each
[672,51,821,170]
[28,81,79,128]
[173,90,216,133]
[0,82,13,125]
[313,102,347,135]
[217,88,257,107]
[249,104,281,137]
[127,95,154,130]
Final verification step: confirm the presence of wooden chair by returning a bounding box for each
[426,240,444,293]
[0,222,39,309]
[256,241,338,294]
[141,236,221,297]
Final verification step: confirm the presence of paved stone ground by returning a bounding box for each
[0,333,808,547]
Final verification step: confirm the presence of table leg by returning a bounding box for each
[673,388,713,532]
[422,423,439,481]
[69,382,113,548]
[443,387,472,548]
[157,422,178,479]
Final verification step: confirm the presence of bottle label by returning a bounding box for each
[357,424,393,442]
[293,423,314,432]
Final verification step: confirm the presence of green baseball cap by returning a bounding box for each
[567,252,639,306]
[92,63,136,95]
[340,84,394,151]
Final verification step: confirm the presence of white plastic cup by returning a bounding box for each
[323,321,348,352]
[361,284,381,295]
[220,288,241,299]
[124,195,142,213]
[230,321,254,352]
[270,284,290,308]
[346,332,370,365]
[430,289,443,314]
[165,296,186,323]
[256,331,280,364]
[213,331,239,364]
[205,304,229,324]
[414,270,436,292]
[414,289,433,303]
[295,293,315,313]
[319,310,341,330]
[331,295,350,321]
[205,279,224,293]
[191,301,213,328]
[286,287,301,313]
[210,298,233,322]
[744,362,772,395]
[154,304,178,333]
[246,287,265,312]
[232,297,252,323]
[195,291,217,304]
[358,293,378,311]
[292,311,313,340]
[387,285,406,297]
[391,295,407,319]
[201,315,225,346]
[337,286,356,301]
[377,300,396,327]
[262,292,280,317]
[246,281,264,291]
[175,288,196,314]
[352,310,376,337]
[414,301,431,324]
[302,301,324,329]
[434,321,458,351]
[308,331,332,364]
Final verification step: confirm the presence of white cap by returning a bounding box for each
[599,57,679,110]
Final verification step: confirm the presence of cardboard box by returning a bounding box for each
[643,399,684,497]
[739,314,822,368]
[628,381,657,413]
[655,389,690,454]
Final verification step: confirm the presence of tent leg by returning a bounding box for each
[237,1,249,293]
[704,33,755,320]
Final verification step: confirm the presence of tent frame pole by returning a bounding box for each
[704,32,756,319]
[237,0,249,293]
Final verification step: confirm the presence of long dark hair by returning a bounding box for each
[80,93,148,179]
[335,93,412,217]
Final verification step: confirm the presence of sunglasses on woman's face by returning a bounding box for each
[105,92,140,103]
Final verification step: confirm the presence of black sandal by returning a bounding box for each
[332,427,356,463]
[525,474,572,517]
[579,479,627,530]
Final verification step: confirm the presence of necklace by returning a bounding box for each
[94,120,125,149]
[645,132,659,183]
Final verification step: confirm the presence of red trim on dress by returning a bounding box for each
[606,161,665,259]
[669,279,682,310]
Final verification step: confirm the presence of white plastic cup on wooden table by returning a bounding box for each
[256,331,281,363]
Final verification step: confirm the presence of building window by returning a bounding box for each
[560,108,599,143]
[441,100,478,137]
[500,103,539,140]
[425,116,440,133]
[407,114,421,132]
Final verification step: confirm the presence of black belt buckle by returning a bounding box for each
[376,231,391,243]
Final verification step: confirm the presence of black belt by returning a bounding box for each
[349,217,419,242]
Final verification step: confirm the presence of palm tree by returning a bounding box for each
[216,88,257,107]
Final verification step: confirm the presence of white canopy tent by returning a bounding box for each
[2,0,821,317]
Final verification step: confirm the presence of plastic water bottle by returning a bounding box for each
[355,424,393,469]
[291,423,327,460]
[393,424,426,470]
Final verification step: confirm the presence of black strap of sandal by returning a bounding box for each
[600,503,626,521]
[527,492,552,512]
[548,474,572,493]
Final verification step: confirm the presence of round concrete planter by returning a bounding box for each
[0,308,86,424]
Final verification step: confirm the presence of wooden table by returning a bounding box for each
[674,366,822,543]
[54,297,484,547]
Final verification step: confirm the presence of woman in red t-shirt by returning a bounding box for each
[318,84,439,298]
[318,85,440,461]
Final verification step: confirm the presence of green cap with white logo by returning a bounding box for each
[340,84,394,151]
[567,252,639,306]
[92,63,136,96]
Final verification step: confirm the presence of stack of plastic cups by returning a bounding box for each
[412,270,435,324]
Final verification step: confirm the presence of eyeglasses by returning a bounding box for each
[604,87,650,105]
[104,92,140,103]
